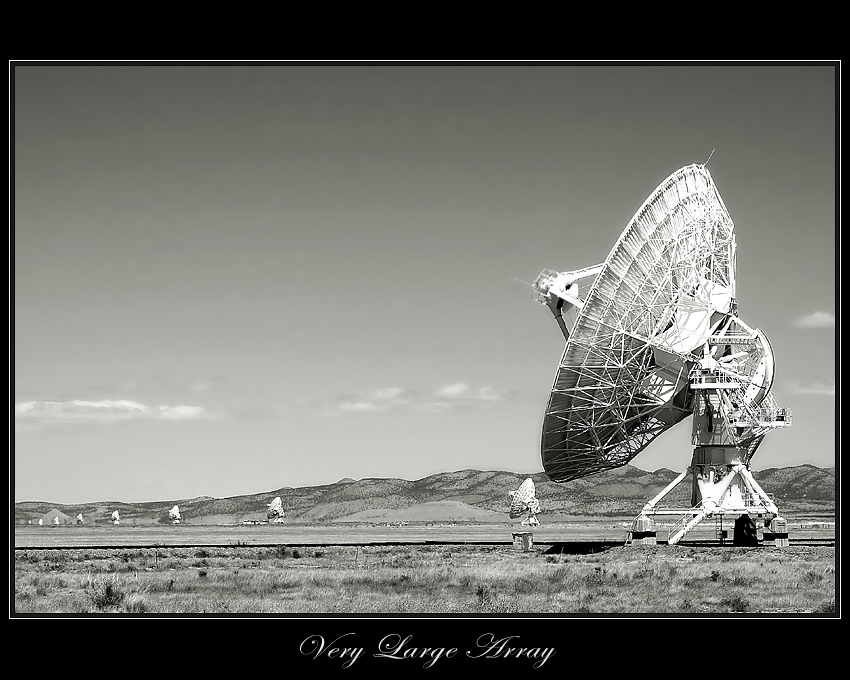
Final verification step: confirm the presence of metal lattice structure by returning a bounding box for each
[532,164,789,485]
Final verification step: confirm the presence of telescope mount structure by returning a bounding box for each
[531,163,792,545]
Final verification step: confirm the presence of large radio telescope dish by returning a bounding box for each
[533,164,784,483]
[169,505,181,524]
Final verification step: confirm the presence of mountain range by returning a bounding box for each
[14,464,835,525]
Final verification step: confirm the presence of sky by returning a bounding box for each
[13,62,837,504]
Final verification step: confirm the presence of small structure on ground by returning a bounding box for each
[512,531,534,552]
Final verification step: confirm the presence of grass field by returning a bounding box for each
[14,540,836,615]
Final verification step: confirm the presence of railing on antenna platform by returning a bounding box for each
[532,269,559,303]
[707,330,756,346]
[689,369,739,387]
[668,503,704,543]
[715,514,727,544]
[742,491,775,508]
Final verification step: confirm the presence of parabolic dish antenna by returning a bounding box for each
[267,496,285,523]
[509,478,541,527]
[111,510,120,525]
[531,163,791,544]
[169,505,181,524]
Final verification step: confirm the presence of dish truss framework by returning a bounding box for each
[532,164,792,544]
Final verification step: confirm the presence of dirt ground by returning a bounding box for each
[14,518,834,550]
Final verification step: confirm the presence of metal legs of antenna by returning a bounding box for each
[629,453,786,546]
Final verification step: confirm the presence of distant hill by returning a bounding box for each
[14,464,835,525]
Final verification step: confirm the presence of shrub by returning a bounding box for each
[679,598,696,612]
[803,570,823,584]
[32,576,51,597]
[85,575,125,610]
[720,594,749,612]
[814,598,835,614]
[514,577,536,594]
[476,584,493,607]
[123,593,148,613]
[583,566,607,586]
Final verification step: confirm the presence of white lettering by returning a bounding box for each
[300,634,364,668]
[466,633,555,668]
[375,633,458,668]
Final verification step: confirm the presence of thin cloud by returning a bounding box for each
[436,383,470,399]
[436,383,504,402]
[319,384,508,416]
[795,311,835,329]
[337,401,387,413]
[793,379,835,396]
[15,400,150,422]
[15,399,209,427]
[329,387,420,414]
[158,405,208,420]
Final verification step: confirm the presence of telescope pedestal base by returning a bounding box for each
[627,465,784,546]
[626,514,658,545]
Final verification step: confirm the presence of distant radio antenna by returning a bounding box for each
[703,148,715,166]
[509,478,541,527]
